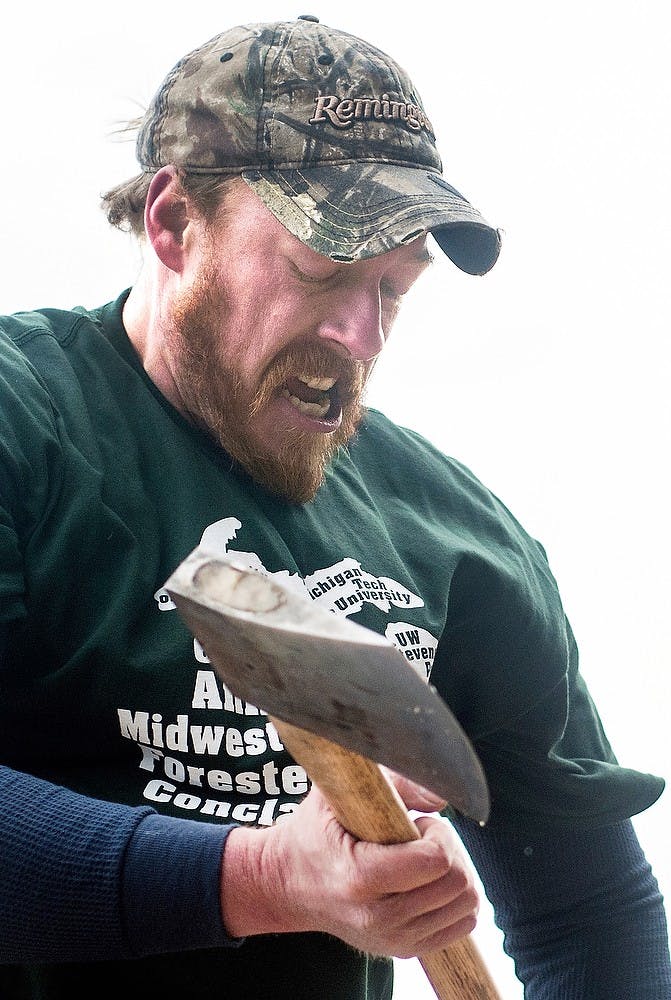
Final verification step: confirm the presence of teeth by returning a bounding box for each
[298,375,337,391]
[282,388,331,418]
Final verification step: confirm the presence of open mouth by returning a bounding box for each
[281,374,340,421]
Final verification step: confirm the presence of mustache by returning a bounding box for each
[249,340,367,418]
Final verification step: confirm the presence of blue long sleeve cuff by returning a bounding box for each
[122,810,238,956]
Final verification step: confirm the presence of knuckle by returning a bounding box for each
[449,865,470,894]
[464,885,480,915]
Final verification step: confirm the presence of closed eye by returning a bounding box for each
[288,259,341,286]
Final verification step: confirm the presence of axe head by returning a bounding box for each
[165,548,490,823]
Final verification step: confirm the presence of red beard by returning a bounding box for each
[167,262,367,503]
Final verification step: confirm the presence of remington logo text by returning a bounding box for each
[310,93,434,135]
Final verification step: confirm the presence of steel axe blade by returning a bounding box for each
[165,548,490,823]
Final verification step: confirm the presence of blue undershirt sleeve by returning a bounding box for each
[122,809,240,956]
[452,815,671,999]
[0,764,238,963]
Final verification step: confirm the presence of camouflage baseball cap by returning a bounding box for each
[137,16,500,274]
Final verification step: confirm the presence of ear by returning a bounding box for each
[144,165,192,273]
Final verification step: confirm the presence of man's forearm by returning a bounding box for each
[0,765,233,962]
[453,815,671,999]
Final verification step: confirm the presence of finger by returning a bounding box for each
[414,814,469,867]
[380,766,447,813]
[356,864,479,958]
[377,848,478,927]
[380,870,480,956]
[349,819,465,896]
[399,913,480,958]
[412,892,480,955]
[347,838,450,896]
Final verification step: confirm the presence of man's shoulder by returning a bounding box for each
[357,407,434,452]
[0,304,96,381]
[0,312,78,491]
[0,300,122,435]
[351,407,528,534]
[355,407,479,486]
[0,304,91,346]
[0,299,126,394]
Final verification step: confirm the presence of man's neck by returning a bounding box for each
[122,275,190,420]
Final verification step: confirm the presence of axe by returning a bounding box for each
[165,549,502,1000]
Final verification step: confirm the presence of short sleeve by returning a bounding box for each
[463,619,664,832]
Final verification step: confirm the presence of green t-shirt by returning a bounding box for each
[0,292,664,992]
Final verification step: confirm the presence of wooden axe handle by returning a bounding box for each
[273,717,502,1000]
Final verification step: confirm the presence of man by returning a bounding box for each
[0,16,668,1000]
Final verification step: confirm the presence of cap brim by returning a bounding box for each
[242,161,500,275]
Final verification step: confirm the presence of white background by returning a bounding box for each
[2,2,669,996]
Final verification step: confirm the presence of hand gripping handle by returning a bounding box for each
[273,718,503,1000]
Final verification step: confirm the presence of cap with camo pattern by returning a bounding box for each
[137,16,500,274]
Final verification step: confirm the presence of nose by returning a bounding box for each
[316,283,386,362]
